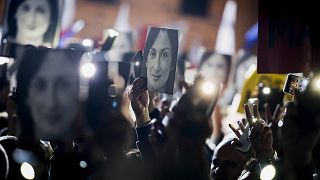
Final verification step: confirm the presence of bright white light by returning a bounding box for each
[0,57,10,65]
[313,78,320,90]
[202,81,215,95]
[80,63,96,78]
[262,87,271,95]
[82,39,93,47]
[79,161,87,168]
[252,117,258,123]
[260,164,276,180]
[20,162,35,180]
[135,61,140,66]
[107,29,120,38]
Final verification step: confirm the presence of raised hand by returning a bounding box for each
[244,104,263,125]
[243,103,274,160]
[147,91,157,113]
[128,77,150,127]
[249,123,274,161]
[264,103,282,152]
[229,119,251,153]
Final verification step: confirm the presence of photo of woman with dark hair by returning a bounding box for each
[2,0,61,47]
[142,27,179,95]
[198,51,232,85]
[16,46,83,140]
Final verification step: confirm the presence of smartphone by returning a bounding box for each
[283,74,309,95]
[131,50,142,80]
[190,77,220,118]
[247,98,259,116]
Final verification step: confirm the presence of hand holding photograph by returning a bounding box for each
[142,27,179,95]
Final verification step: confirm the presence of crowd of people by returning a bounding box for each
[0,44,318,180]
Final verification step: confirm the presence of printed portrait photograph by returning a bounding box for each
[1,0,63,48]
[142,27,179,95]
[16,46,84,140]
[198,51,232,85]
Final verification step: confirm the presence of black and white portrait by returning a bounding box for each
[142,27,179,95]
[2,0,62,47]
[16,47,83,140]
[198,51,231,85]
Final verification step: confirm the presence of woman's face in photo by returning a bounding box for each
[27,51,79,138]
[146,30,173,92]
[199,54,228,84]
[15,0,51,40]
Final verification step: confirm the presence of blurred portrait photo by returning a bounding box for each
[142,27,179,95]
[2,0,62,47]
[198,51,231,85]
[16,47,84,140]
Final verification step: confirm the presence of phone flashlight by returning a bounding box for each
[247,98,259,122]
[310,75,320,93]
[193,78,220,117]
[201,81,216,95]
[80,53,96,79]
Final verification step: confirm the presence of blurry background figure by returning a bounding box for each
[142,27,179,95]
[2,0,62,47]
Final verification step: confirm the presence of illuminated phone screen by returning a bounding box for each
[283,74,309,95]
